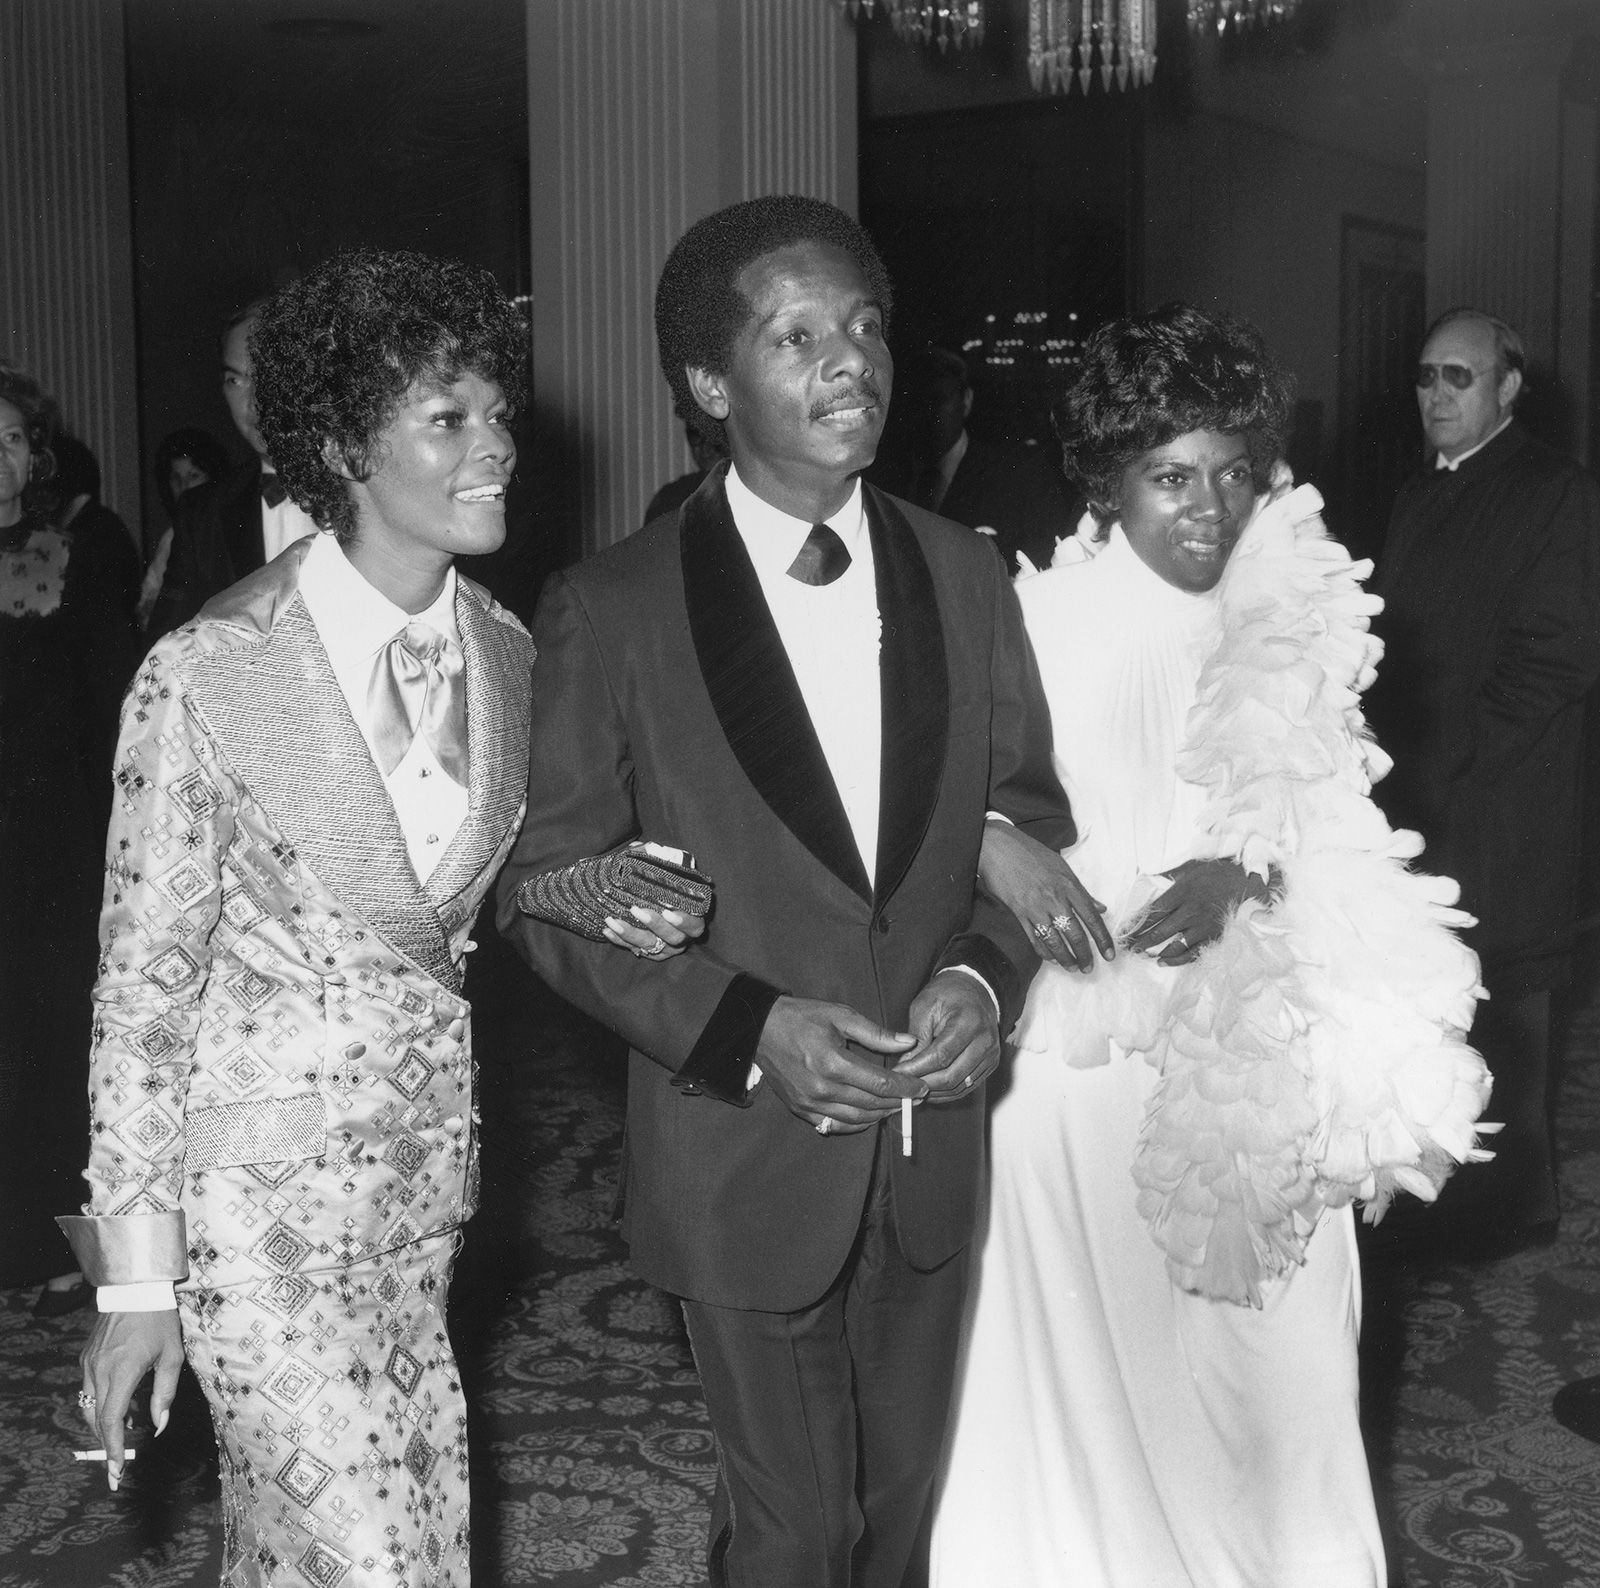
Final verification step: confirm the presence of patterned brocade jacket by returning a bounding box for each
[62,543,534,1296]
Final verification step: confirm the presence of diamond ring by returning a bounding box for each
[1031,921,1054,941]
[77,1390,95,1411]
[815,1117,833,1136]
[1051,913,1076,934]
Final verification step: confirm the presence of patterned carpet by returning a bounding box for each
[4,941,1600,1587]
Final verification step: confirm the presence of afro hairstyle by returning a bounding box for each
[654,194,893,454]
[250,248,528,541]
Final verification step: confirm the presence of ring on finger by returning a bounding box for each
[1050,913,1078,936]
[815,1116,833,1136]
[1031,921,1055,941]
[646,935,667,956]
[77,1390,95,1411]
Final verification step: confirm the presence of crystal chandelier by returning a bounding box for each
[1027,0,1156,95]
[1187,0,1302,31]
[837,0,986,52]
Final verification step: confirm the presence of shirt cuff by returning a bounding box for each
[984,810,1014,826]
[939,963,1000,1019]
[97,1281,177,1312]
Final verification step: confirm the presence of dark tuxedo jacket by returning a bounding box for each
[934,435,1077,576]
[148,456,267,637]
[1368,421,1600,995]
[497,468,1074,1313]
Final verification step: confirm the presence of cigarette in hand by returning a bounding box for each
[73,1449,137,1462]
[901,1097,913,1157]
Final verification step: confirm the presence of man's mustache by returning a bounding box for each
[811,384,884,421]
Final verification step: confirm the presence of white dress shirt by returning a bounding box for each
[259,470,321,560]
[100,534,469,1312]
[726,465,883,884]
[297,531,469,884]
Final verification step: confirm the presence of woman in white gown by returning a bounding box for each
[930,305,1492,1587]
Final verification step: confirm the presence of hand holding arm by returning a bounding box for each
[601,906,706,959]
[79,1310,184,1488]
[978,819,1114,972]
[755,997,921,1134]
[1122,857,1273,965]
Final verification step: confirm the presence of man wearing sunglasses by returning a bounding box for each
[1367,307,1600,1259]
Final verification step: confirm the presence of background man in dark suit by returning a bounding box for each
[1367,307,1600,1256]
[898,344,1077,575]
[497,195,1101,1588]
[147,297,319,635]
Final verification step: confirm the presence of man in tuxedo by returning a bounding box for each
[147,298,319,635]
[497,195,1100,1587]
[901,344,1077,575]
[1368,306,1600,1255]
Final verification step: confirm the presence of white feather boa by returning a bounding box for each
[1013,484,1493,1306]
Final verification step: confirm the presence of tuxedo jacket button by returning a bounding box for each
[875,914,890,935]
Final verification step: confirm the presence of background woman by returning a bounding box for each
[0,366,138,1307]
[930,304,1491,1586]
[136,426,230,626]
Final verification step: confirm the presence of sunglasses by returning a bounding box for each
[1416,362,1496,391]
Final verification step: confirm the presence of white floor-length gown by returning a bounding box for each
[929,524,1387,1588]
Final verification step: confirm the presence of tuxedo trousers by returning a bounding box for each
[680,1124,969,1588]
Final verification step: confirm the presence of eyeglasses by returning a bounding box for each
[1416,362,1496,390]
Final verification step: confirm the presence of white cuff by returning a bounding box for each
[984,810,1014,826]
[98,1281,177,1312]
[940,963,1001,1019]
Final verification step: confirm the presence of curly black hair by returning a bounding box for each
[654,194,894,453]
[250,248,528,540]
[1056,303,1295,524]
[0,364,60,504]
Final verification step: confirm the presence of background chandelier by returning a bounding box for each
[837,0,987,51]
[1027,0,1156,94]
[1188,0,1302,32]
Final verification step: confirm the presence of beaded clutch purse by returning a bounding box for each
[515,841,714,942]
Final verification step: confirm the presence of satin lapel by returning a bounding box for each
[187,597,457,987]
[682,473,871,900]
[867,488,949,906]
[424,581,533,924]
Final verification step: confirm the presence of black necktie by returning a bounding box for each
[260,473,287,509]
[787,523,852,587]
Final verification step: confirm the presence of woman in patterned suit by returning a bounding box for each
[60,249,687,1587]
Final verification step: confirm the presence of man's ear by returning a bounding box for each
[1497,366,1523,413]
[686,366,730,422]
[961,386,975,422]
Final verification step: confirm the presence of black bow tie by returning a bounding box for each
[260,473,287,509]
[788,523,852,587]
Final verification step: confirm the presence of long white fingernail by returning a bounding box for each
[107,1463,122,1491]
[154,1409,169,1437]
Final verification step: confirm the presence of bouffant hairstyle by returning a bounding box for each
[154,427,231,519]
[251,248,528,540]
[0,364,60,500]
[654,194,894,453]
[1056,303,1294,526]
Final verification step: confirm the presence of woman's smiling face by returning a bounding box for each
[0,399,32,527]
[1110,429,1255,593]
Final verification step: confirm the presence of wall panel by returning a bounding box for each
[0,0,139,525]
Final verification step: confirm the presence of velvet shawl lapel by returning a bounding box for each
[681,474,948,907]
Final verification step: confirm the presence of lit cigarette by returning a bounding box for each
[901,1097,913,1157]
[73,1449,137,1462]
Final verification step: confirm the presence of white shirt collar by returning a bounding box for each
[1435,414,1513,471]
[723,463,867,581]
[297,530,459,669]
